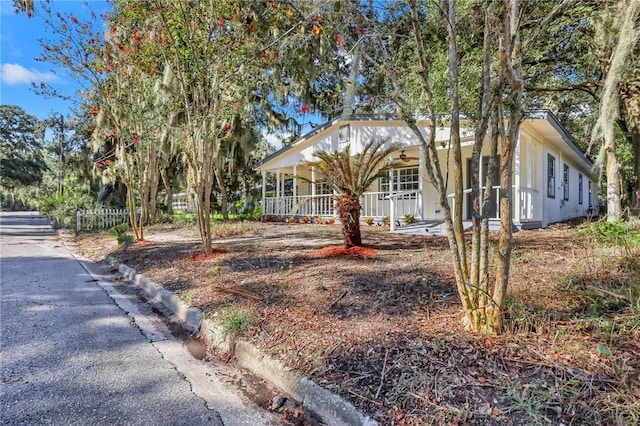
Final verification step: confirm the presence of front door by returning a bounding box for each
[466,156,499,219]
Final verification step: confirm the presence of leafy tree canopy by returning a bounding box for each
[0,105,48,188]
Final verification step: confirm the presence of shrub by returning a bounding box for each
[40,191,96,229]
[108,222,134,245]
[173,210,197,227]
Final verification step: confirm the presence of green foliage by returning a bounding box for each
[39,191,95,229]
[0,105,47,189]
[0,187,41,211]
[173,211,197,227]
[403,214,417,224]
[253,205,263,221]
[584,220,640,268]
[181,291,194,305]
[587,221,640,246]
[108,222,133,245]
[220,308,255,340]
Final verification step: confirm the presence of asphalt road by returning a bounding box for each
[0,212,276,426]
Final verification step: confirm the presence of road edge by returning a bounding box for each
[106,255,378,426]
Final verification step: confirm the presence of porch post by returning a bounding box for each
[418,145,424,219]
[292,165,297,215]
[276,169,281,214]
[311,166,316,216]
[389,167,396,232]
[261,171,266,215]
[514,132,522,224]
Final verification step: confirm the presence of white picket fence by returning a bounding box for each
[76,209,129,232]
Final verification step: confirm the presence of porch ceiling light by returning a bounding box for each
[399,150,407,161]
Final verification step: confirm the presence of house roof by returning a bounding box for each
[257,114,403,169]
[257,110,595,174]
[525,110,594,168]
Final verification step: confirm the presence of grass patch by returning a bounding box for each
[220,307,255,340]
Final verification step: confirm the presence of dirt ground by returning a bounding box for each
[71,220,640,425]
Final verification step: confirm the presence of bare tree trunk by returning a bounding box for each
[406,0,467,304]
[489,0,524,335]
[121,140,142,241]
[605,129,623,221]
[445,0,469,284]
[214,167,229,220]
[621,88,640,210]
[160,167,173,216]
[591,0,640,220]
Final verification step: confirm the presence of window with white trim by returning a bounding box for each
[578,173,583,204]
[563,163,569,201]
[379,167,420,199]
[547,154,556,199]
[338,124,350,145]
[309,181,332,195]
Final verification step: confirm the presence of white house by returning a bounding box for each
[256,111,598,230]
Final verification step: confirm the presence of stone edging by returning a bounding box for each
[106,255,377,426]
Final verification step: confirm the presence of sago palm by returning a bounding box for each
[310,139,402,247]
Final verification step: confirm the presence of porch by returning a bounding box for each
[260,183,542,233]
[262,190,422,225]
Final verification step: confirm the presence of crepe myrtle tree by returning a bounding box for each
[309,140,402,247]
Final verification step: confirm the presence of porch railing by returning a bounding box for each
[262,191,421,220]
[387,190,421,231]
[519,186,541,221]
[263,195,335,217]
[447,187,500,219]
[447,185,541,222]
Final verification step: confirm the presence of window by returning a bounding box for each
[578,173,583,205]
[310,181,332,195]
[380,167,419,199]
[547,154,556,199]
[588,181,593,207]
[338,124,350,144]
[563,164,569,201]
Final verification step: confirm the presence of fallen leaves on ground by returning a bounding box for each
[72,221,640,425]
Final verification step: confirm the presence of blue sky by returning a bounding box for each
[1,1,110,120]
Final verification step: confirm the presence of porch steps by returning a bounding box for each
[391,220,503,236]
[391,220,448,236]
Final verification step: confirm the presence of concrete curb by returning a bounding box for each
[105,255,377,426]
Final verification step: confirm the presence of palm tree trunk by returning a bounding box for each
[338,194,362,247]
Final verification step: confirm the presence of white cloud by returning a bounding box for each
[263,131,293,150]
[1,63,59,85]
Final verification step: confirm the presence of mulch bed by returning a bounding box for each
[313,245,378,259]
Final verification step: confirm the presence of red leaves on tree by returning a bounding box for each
[132,132,139,143]
[219,18,225,28]
[336,34,346,49]
[359,28,366,36]
[91,106,99,116]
